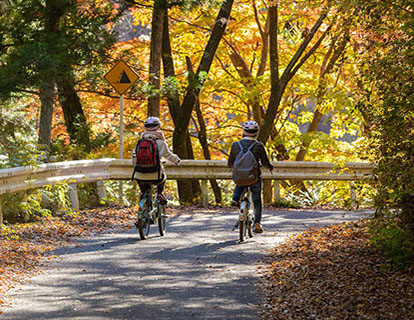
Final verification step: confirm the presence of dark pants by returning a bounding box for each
[232,177,263,223]
[138,180,166,200]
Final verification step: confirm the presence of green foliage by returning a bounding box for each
[355,0,414,268]
[50,130,114,161]
[369,217,414,269]
[100,181,139,208]
[42,183,74,215]
[272,197,301,209]
[2,183,74,223]
[0,102,47,168]
[280,180,374,209]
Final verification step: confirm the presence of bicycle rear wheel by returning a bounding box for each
[239,220,247,242]
[137,218,150,240]
[157,203,167,236]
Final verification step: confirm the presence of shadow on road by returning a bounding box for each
[1,207,372,320]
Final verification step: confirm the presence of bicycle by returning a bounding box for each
[238,188,254,242]
[134,185,167,240]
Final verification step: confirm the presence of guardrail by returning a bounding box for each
[0,159,374,226]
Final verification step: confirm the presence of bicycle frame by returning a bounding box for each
[136,184,167,239]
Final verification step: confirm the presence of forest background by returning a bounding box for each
[0,0,413,267]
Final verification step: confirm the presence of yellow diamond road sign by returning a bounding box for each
[104,60,138,95]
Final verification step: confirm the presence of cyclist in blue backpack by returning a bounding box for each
[227,121,273,233]
[132,117,180,204]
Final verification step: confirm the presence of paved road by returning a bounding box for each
[1,207,371,320]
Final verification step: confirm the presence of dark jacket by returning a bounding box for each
[227,137,274,176]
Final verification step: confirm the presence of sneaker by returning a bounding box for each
[253,222,263,234]
[157,193,168,205]
[230,200,240,207]
[232,221,239,231]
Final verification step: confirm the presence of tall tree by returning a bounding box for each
[147,0,167,117]
[169,0,235,203]
[172,0,236,158]
[295,28,350,162]
[160,13,201,202]
[258,3,333,144]
[0,0,119,151]
[187,57,223,204]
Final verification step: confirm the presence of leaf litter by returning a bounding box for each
[260,221,414,319]
[0,205,178,310]
[1,208,413,319]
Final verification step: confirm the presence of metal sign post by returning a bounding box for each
[118,95,124,205]
[104,60,139,205]
[119,95,124,160]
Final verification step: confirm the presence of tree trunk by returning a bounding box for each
[161,13,199,204]
[257,4,283,144]
[194,99,222,204]
[37,0,64,150]
[147,0,166,117]
[162,13,180,119]
[56,79,91,152]
[173,0,235,159]
[38,81,55,149]
[253,0,270,78]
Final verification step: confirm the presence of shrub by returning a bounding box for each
[369,217,414,269]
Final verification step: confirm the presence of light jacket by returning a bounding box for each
[132,131,180,182]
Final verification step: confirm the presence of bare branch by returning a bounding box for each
[281,6,330,83]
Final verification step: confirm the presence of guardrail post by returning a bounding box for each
[273,180,281,202]
[201,180,208,206]
[19,192,30,222]
[69,183,80,211]
[263,180,272,205]
[97,181,107,203]
[42,188,51,208]
[350,181,357,208]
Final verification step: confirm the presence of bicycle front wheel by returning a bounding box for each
[157,203,167,236]
[239,200,249,242]
[247,219,254,238]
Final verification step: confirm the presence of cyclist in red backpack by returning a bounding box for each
[132,117,180,204]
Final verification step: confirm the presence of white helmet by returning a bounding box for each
[242,120,259,135]
[144,117,161,130]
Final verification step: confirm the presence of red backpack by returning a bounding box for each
[133,138,160,174]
